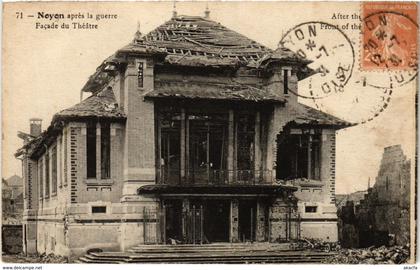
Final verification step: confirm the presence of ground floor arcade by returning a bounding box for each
[139,185,301,245]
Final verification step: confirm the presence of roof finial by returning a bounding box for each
[368,177,371,189]
[134,20,142,42]
[172,1,177,18]
[204,4,210,19]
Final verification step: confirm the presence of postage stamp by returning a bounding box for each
[361,2,418,71]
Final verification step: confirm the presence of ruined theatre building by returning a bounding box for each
[16,14,352,256]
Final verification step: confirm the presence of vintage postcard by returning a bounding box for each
[1,1,418,266]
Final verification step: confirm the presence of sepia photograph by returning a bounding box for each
[1,1,417,266]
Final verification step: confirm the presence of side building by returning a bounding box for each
[16,14,352,256]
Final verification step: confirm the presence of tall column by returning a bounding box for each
[269,198,288,242]
[180,109,186,182]
[230,199,239,242]
[227,109,234,183]
[256,200,266,242]
[122,58,156,196]
[182,198,190,241]
[185,116,190,184]
[23,157,38,254]
[254,112,261,182]
[96,123,101,180]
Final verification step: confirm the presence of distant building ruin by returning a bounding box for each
[338,145,411,247]
[2,175,24,254]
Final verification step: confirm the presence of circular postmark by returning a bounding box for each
[310,80,394,125]
[334,6,419,124]
[279,21,355,99]
[360,10,418,89]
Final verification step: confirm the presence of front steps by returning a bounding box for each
[77,243,335,263]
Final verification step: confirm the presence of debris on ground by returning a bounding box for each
[322,245,410,264]
[292,238,340,252]
[2,242,410,264]
[2,253,71,263]
[291,238,410,264]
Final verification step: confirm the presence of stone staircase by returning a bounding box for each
[76,243,335,263]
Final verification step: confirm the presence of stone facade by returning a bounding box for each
[17,15,352,256]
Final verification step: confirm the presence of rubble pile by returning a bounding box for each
[2,253,70,263]
[323,245,410,264]
[37,253,70,263]
[293,238,340,252]
[292,238,410,264]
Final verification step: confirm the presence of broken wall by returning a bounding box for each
[338,145,411,247]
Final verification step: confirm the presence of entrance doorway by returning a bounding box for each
[238,200,257,242]
[164,200,183,243]
[164,199,231,244]
[203,200,230,242]
[190,199,230,243]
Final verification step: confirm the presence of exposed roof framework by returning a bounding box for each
[140,15,271,61]
[54,87,125,121]
[82,15,310,93]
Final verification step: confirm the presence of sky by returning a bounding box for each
[2,1,416,194]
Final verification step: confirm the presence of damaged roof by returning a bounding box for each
[163,54,242,68]
[145,81,285,103]
[141,15,271,61]
[16,87,126,159]
[293,103,353,127]
[256,46,312,67]
[82,15,310,93]
[54,87,126,121]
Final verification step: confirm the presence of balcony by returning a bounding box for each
[158,169,274,186]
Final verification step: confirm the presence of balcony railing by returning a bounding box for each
[158,169,274,186]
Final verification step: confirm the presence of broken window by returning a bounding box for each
[305,206,317,213]
[276,133,321,180]
[63,129,67,185]
[399,174,402,189]
[92,206,106,214]
[283,69,289,94]
[38,158,43,198]
[59,136,63,187]
[45,152,50,197]
[189,113,228,184]
[86,121,97,178]
[138,62,144,88]
[101,122,111,179]
[159,108,181,184]
[310,136,321,179]
[51,145,57,194]
[236,113,255,182]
